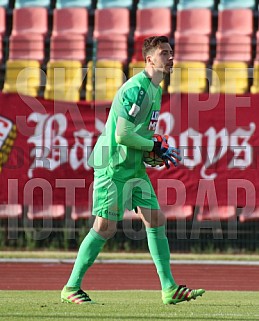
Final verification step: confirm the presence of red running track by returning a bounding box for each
[0,262,258,291]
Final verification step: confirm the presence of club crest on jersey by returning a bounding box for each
[129,103,140,117]
[148,110,160,130]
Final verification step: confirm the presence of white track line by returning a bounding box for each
[0,258,259,265]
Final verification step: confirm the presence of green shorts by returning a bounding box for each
[92,172,160,221]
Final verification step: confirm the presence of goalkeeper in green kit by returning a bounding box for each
[61,36,205,305]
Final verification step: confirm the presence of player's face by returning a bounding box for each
[149,43,174,74]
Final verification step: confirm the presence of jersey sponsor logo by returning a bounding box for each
[128,103,140,117]
[148,110,160,130]
[102,209,120,218]
[151,111,159,120]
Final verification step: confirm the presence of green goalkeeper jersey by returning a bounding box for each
[88,70,163,181]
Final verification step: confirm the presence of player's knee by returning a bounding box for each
[93,217,117,239]
[150,210,166,227]
[103,226,117,239]
[139,208,166,227]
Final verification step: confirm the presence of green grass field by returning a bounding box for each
[1,250,259,261]
[1,291,258,321]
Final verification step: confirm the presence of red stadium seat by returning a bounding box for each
[93,8,130,38]
[0,7,6,63]
[0,7,5,36]
[215,9,253,63]
[132,8,172,62]
[27,205,65,220]
[174,9,212,63]
[52,8,88,37]
[239,207,259,222]
[253,17,259,62]
[9,34,46,62]
[0,204,22,219]
[71,206,91,220]
[0,35,3,63]
[134,8,172,39]
[11,8,48,36]
[9,8,48,62]
[161,205,193,220]
[50,34,86,62]
[50,8,88,62]
[95,34,128,63]
[93,8,130,63]
[197,206,236,221]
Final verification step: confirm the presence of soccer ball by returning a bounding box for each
[143,150,164,167]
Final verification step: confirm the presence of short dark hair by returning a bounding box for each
[142,36,169,62]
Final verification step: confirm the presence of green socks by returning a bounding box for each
[146,225,177,291]
[66,225,175,291]
[66,228,106,288]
